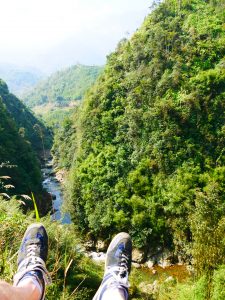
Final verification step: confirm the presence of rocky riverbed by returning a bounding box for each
[41,160,71,224]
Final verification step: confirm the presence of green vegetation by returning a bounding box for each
[0,0,224,298]
[22,64,103,126]
[23,64,103,107]
[52,111,78,169]
[0,79,52,155]
[0,79,51,214]
[0,198,103,299]
[0,197,224,299]
[0,96,41,194]
[52,0,225,297]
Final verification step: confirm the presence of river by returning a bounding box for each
[41,160,71,224]
[41,160,189,286]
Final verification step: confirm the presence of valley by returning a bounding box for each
[0,0,224,299]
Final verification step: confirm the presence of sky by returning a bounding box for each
[0,0,151,74]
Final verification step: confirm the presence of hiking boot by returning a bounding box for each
[93,232,132,300]
[13,223,51,299]
[105,232,132,286]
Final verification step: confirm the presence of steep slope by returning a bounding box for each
[0,95,41,194]
[0,79,51,214]
[56,0,225,272]
[0,79,52,155]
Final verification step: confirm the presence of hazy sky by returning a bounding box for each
[0,0,151,73]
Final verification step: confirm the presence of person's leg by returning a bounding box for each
[93,232,132,300]
[101,286,128,300]
[0,223,51,300]
[0,279,41,300]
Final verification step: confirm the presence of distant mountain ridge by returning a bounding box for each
[0,64,44,97]
[22,64,103,109]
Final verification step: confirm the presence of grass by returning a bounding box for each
[31,192,40,222]
[0,198,224,299]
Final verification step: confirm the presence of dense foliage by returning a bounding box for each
[22,64,103,127]
[0,79,51,213]
[54,0,225,283]
[0,79,52,155]
[0,95,41,194]
[23,64,103,108]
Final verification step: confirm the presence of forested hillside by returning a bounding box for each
[22,64,103,126]
[54,0,225,287]
[0,79,51,213]
[0,97,41,194]
[23,64,103,107]
[0,79,51,155]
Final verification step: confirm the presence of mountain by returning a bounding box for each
[53,0,225,282]
[22,64,103,126]
[23,64,103,108]
[0,80,41,193]
[0,79,51,214]
[0,64,43,97]
[0,79,52,156]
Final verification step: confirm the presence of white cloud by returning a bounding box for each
[0,0,151,71]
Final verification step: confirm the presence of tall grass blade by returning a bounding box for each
[31,192,40,222]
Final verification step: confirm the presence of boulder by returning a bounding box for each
[145,259,155,268]
[84,240,95,251]
[152,269,157,275]
[132,248,145,263]
[89,251,106,262]
[96,240,107,252]
[139,280,159,294]
[146,248,177,268]
[132,262,141,268]
[165,276,176,284]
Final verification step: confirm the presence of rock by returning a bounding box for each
[158,259,172,268]
[50,193,56,200]
[178,255,185,265]
[152,280,159,293]
[147,248,176,268]
[132,262,141,268]
[55,170,66,183]
[132,248,145,263]
[145,259,155,268]
[187,265,195,275]
[90,251,106,262]
[138,282,154,294]
[49,171,55,177]
[84,240,95,251]
[96,240,107,252]
[139,280,159,294]
[165,276,176,284]
[46,162,53,168]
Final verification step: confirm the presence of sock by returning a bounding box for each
[101,285,128,300]
[17,271,44,299]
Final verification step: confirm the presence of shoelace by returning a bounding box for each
[14,242,52,287]
[27,243,39,257]
[14,256,52,286]
[106,252,130,287]
[119,253,129,277]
